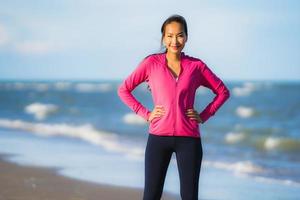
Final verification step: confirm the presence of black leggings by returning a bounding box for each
[143,133,203,200]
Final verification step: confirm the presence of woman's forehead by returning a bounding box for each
[165,23,184,34]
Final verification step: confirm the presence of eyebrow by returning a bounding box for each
[166,32,184,35]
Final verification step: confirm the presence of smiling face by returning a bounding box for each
[162,21,187,54]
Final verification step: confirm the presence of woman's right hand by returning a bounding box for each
[148,105,165,123]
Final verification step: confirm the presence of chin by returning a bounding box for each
[167,46,184,54]
[169,49,182,54]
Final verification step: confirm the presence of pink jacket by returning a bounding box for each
[117,52,230,138]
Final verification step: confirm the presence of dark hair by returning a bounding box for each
[160,14,188,53]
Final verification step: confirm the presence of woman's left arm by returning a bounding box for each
[198,63,230,124]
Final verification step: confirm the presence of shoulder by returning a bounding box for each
[134,53,162,73]
[141,52,164,64]
[183,53,207,70]
[184,53,204,64]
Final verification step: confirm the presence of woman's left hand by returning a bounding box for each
[185,109,203,124]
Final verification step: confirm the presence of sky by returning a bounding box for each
[0,0,299,81]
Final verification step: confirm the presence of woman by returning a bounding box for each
[118,14,230,200]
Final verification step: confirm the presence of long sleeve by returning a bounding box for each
[198,63,230,123]
[117,57,152,121]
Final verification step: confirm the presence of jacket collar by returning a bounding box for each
[162,51,185,65]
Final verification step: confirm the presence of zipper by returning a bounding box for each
[164,53,183,136]
[166,68,180,136]
[173,66,182,136]
[175,60,183,136]
[174,80,177,136]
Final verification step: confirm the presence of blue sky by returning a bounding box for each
[0,0,299,81]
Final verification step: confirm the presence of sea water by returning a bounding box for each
[0,80,299,199]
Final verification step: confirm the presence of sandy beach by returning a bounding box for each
[0,154,178,200]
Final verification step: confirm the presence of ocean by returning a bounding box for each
[0,80,299,199]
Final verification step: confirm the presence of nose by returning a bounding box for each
[171,36,179,45]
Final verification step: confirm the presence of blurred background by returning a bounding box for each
[0,0,299,199]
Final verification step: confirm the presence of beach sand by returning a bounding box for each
[0,154,178,200]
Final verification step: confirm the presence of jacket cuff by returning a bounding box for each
[136,107,151,122]
[199,111,211,124]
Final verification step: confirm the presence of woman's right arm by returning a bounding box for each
[117,56,152,121]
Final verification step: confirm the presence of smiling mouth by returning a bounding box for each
[171,46,180,49]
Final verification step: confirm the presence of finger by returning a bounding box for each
[186,115,199,120]
[154,112,164,116]
[155,109,165,114]
[186,111,198,115]
[153,114,163,118]
[186,113,197,117]
[186,109,196,113]
[186,116,196,120]
[186,111,195,115]
[155,111,165,116]
[186,109,198,113]
[154,113,164,117]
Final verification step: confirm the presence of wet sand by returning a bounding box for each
[0,154,178,200]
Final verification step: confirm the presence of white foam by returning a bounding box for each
[97,83,113,92]
[264,137,281,150]
[34,83,49,91]
[0,82,27,90]
[24,102,58,120]
[0,82,51,91]
[0,118,144,160]
[123,113,147,125]
[0,82,116,92]
[232,82,256,97]
[13,82,27,90]
[75,83,113,92]
[264,137,300,151]
[253,176,300,187]
[53,82,72,90]
[204,160,265,174]
[235,106,255,118]
[225,132,246,144]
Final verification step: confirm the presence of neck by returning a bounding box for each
[166,51,181,62]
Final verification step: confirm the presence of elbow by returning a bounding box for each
[217,85,230,101]
[224,87,230,101]
[117,82,132,98]
[217,84,231,99]
[117,83,125,98]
